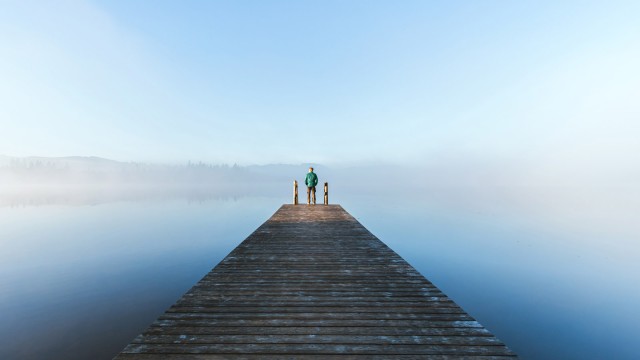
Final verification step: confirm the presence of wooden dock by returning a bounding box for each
[115,204,517,359]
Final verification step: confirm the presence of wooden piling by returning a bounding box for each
[293,180,298,205]
[324,182,328,205]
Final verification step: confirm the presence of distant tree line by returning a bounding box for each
[0,157,261,185]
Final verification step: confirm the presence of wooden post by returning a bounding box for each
[324,182,328,205]
[293,180,298,205]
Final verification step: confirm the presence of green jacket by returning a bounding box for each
[305,171,318,188]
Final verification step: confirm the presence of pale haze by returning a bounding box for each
[2,2,640,360]
[1,0,638,175]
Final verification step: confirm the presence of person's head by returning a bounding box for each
[309,167,314,172]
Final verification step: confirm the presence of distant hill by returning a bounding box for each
[0,155,418,190]
[0,155,358,188]
[0,155,270,185]
[0,156,355,206]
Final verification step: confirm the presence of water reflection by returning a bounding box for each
[0,184,283,207]
[341,186,640,360]
[0,185,638,359]
[0,194,283,360]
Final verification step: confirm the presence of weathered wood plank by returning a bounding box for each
[167,306,464,313]
[114,205,516,359]
[158,313,474,322]
[149,319,483,327]
[141,326,494,337]
[146,319,484,328]
[173,298,457,305]
[131,335,506,346]
[178,289,447,296]
[116,355,516,360]
[120,343,516,356]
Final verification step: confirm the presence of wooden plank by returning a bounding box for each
[114,205,517,359]
[120,343,516,356]
[116,355,515,360]
[131,335,506,346]
[145,319,484,328]
[141,326,494,337]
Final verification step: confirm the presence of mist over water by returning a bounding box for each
[341,186,640,360]
[3,1,639,358]
[0,166,638,359]
[0,194,283,360]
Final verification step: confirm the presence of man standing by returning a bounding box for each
[305,167,318,204]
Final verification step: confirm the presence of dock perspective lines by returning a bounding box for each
[115,204,517,359]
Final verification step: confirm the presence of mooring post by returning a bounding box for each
[324,182,328,205]
[293,180,298,205]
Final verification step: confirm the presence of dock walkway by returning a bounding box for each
[115,204,516,359]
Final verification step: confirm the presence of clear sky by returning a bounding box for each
[1,1,639,169]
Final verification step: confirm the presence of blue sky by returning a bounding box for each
[1,1,639,170]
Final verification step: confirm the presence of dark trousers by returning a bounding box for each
[307,186,316,204]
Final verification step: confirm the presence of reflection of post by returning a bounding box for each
[293,180,298,205]
[324,182,328,205]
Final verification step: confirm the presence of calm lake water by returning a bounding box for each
[0,186,638,359]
